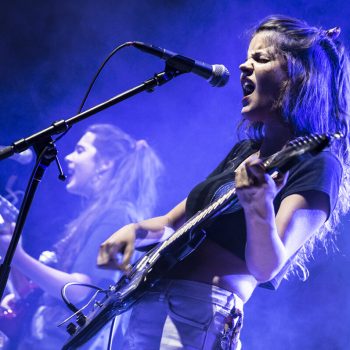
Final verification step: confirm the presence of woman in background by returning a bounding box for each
[0,123,163,349]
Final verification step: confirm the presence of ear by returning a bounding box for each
[96,159,114,174]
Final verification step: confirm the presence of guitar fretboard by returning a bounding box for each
[157,186,237,252]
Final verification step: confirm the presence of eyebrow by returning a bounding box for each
[247,48,275,59]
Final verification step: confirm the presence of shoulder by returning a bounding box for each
[277,150,342,213]
[293,150,341,172]
[287,150,342,187]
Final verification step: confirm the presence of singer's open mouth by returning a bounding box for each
[66,167,74,180]
[242,80,255,96]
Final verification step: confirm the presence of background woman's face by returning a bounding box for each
[65,131,98,197]
[239,31,287,123]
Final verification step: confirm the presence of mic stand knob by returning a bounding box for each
[54,155,67,181]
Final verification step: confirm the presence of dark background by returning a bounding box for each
[0,1,349,348]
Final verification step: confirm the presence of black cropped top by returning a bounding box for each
[185,140,342,289]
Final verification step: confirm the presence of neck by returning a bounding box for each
[260,120,293,157]
[89,171,113,201]
[82,183,104,203]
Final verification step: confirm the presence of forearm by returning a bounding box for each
[133,216,172,239]
[244,198,287,282]
[131,217,176,248]
[14,252,90,302]
[134,199,187,240]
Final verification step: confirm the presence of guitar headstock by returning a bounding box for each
[262,132,343,174]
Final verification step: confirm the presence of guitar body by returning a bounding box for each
[0,195,41,347]
[62,227,207,349]
[0,285,40,339]
[62,132,342,350]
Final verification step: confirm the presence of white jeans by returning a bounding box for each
[119,279,243,350]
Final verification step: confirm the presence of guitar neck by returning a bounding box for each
[157,185,237,253]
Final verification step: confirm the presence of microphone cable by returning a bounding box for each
[53,41,132,144]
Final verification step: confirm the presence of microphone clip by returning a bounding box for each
[146,68,184,93]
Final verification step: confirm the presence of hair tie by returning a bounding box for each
[325,27,341,40]
[135,139,148,150]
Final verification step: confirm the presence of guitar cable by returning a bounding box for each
[60,282,118,349]
[58,287,106,328]
[61,282,105,313]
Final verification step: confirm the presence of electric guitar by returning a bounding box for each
[0,195,40,347]
[62,132,342,350]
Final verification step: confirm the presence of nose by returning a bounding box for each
[239,59,253,76]
[65,151,74,163]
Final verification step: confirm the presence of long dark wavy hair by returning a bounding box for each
[55,124,164,271]
[239,15,350,279]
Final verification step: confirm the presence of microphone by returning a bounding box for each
[130,41,230,87]
[0,147,33,164]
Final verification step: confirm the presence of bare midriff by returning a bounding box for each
[167,239,258,303]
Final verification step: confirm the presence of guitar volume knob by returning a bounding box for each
[76,313,87,327]
[66,322,77,335]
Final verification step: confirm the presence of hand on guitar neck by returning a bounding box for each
[235,157,289,210]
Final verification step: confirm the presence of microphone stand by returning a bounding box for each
[0,67,182,301]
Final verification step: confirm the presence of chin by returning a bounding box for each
[66,181,77,194]
[241,109,261,123]
[241,105,274,123]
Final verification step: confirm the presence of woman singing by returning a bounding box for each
[0,123,163,349]
[97,16,350,349]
